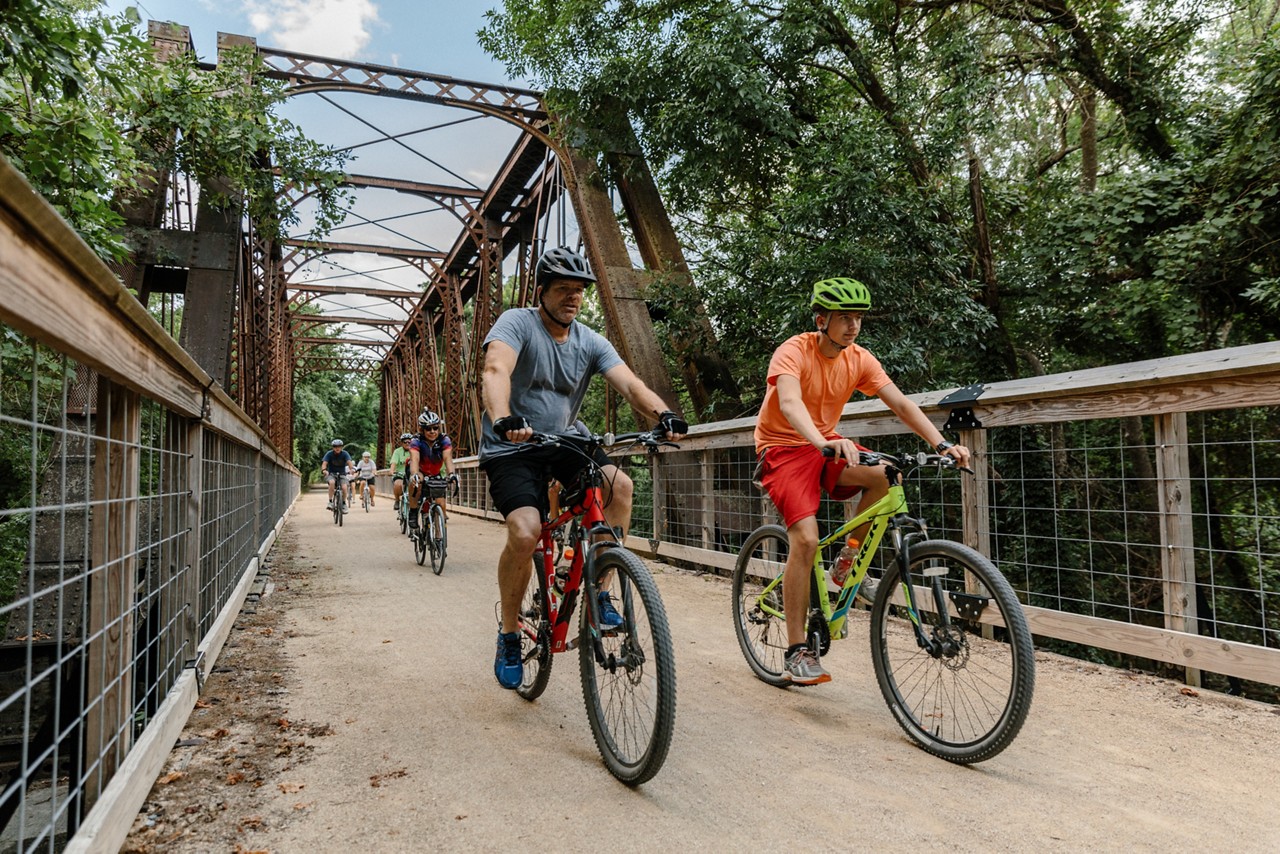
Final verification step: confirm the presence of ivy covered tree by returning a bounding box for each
[0,0,350,261]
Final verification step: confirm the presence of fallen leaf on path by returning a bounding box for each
[157,772,185,785]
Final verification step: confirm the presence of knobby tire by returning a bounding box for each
[731,525,791,687]
[516,555,554,700]
[869,539,1035,764]
[579,548,676,785]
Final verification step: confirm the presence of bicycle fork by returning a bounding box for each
[889,516,964,659]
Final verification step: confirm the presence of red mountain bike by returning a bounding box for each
[513,429,678,785]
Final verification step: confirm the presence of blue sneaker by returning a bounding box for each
[494,630,522,689]
[597,592,624,630]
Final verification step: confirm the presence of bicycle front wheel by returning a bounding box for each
[732,525,791,687]
[579,548,676,785]
[399,500,407,534]
[517,557,554,700]
[429,504,446,575]
[870,539,1035,764]
[412,524,427,566]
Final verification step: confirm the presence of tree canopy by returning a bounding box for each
[481,0,1280,397]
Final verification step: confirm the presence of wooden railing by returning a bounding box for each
[1,156,299,851]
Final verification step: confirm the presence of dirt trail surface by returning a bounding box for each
[123,487,1280,853]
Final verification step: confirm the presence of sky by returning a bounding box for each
[97,1,566,348]
[102,0,528,86]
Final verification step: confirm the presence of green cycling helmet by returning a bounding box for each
[811,277,872,312]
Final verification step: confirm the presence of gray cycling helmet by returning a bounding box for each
[535,246,596,289]
[399,432,414,442]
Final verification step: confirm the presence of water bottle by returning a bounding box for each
[828,536,860,591]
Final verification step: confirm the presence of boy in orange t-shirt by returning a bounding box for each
[753,277,971,686]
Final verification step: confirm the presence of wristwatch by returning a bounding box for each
[935,440,956,454]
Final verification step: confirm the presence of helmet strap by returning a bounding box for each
[538,291,573,330]
[817,315,848,351]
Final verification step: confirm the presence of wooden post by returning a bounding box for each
[183,421,203,654]
[959,428,993,638]
[651,453,662,544]
[86,379,141,806]
[1154,412,1200,687]
[701,451,713,550]
[959,428,991,558]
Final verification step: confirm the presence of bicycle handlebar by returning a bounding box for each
[820,446,973,475]
[522,429,681,454]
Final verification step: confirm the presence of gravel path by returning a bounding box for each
[124,488,1280,853]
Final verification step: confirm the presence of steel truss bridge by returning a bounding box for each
[117,22,742,462]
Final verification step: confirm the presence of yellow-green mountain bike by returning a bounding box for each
[732,449,1035,764]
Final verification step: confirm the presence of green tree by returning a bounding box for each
[1,1,350,261]
[481,0,1280,393]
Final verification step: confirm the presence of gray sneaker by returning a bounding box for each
[856,576,879,605]
[784,646,831,686]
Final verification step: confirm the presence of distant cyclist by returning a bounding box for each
[407,410,457,533]
[321,439,352,512]
[390,432,413,512]
[754,277,970,685]
[355,450,378,507]
[479,245,687,690]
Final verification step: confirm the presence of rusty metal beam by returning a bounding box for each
[282,238,446,261]
[340,173,484,199]
[287,282,420,301]
[296,337,391,350]
[251,45,547,123]
[560,146,683,421]
[290,314,403,327]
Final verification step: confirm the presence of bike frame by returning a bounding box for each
[752,459,939,650]
[531,467,618,654]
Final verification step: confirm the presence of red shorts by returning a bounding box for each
[759,443,866,528]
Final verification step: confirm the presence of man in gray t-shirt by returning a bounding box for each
[478,307,623,461]
[481,246,687,690]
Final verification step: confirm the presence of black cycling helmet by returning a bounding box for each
[534,246,596,289]
[811,277,872,312]
[419,409,441,429]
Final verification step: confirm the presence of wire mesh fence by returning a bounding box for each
[0,328,298,851]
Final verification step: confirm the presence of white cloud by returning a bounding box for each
[241,0,381,59]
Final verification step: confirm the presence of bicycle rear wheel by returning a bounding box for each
[430,503,447,575]
[517,556,554,700]
[731,525,790,687]
[870,539,1035,764]
[579,548,676,785]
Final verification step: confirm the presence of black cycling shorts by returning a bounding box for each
[481,443,611,519]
